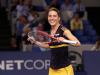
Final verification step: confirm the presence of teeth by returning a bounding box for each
[50,21,54,23]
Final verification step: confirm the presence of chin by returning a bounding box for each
[50,23,56,26]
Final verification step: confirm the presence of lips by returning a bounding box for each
[50,21,55,23]
[49,20,56,23]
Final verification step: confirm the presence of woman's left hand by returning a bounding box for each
[56,37,65,42]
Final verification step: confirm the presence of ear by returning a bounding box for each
[58,17,61,22]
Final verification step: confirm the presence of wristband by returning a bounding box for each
[62,39,77,44]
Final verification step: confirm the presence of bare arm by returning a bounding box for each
[27,37,50,48]
[63,29,81,46]
[35,41,50,48]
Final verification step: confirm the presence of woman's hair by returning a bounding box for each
[47,7,61,17]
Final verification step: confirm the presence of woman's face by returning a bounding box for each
[48,10,60,26]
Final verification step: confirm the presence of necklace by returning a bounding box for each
[51,24,60,35]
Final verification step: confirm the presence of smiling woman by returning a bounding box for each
[47,7,81,75]
[28,7,81,75]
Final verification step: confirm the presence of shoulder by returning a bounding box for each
[61,25,69,31]
[60,25,72,35]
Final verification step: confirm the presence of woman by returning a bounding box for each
[28,7,81,75]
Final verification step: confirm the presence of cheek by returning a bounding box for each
[58,17,60,21]
[48,17,50,21]
[55,18,60,23]
[54,16,60,21]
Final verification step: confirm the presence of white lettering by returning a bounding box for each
[14,60,24,70]
[45,60,50,69]
[0,61,5,70]
[34,60,44,70]
[0,59,50,70]
[6,60,14,70]
[24,60,33,70]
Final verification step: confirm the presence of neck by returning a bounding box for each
[51,23,60,30]
[50,24,60,35]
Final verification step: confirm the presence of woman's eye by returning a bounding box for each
[53,15,57,17]
[48,15,52,17]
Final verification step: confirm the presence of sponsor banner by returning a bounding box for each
[83,51,100,75]
[0,50,51,75]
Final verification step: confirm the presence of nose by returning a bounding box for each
[50,16,55,20]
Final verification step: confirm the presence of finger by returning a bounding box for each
[27,38,31,41]
[27,38,35,44]
[55,38,60,42]
[27,36,36,42]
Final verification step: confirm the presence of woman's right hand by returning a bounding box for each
[27,36,36,44]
